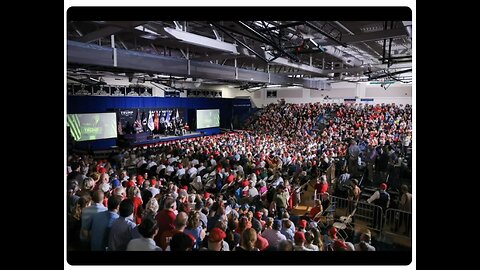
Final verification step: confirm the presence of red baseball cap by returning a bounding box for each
[299,219,307,228]
[208,228,226,242]
[329,227,338,239]
[294,231,306,241]
[127,180,135,188]
[150,179,157,186]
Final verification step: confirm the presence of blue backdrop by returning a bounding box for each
[67,96,252,150]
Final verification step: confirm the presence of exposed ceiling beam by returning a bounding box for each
[76,26,123,43]
[67,40,290,85]
[192,53,253,61]
[267,55,330,76]
[162,27,239,54]
[304,21,347,47]
[341,28,407,44]
[76,21,148,43]
[235,21,300,62]
[370,68,412,80]
[258,21,305,31]
[210,22,267,62]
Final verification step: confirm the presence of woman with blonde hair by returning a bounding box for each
[234,228,259,251]
[142,198,159,220]
[127,186,143,224]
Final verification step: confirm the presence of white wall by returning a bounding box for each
[244,82,412,107]
[88,75,412,106]
[365,84,412,97]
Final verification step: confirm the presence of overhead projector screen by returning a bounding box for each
[196,109,220,129]
[67,113,117,141]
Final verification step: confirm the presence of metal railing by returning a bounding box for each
[327,195,385,234]
[383,208,412,238]
[315,195,412,244]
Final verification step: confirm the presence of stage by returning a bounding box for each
[119,131,205,147]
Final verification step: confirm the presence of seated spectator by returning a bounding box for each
[201,228,227,251]
[354,229,376,251]
[293,231,314,251]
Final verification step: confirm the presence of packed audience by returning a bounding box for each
[67,102,412,252]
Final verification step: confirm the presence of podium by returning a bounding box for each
[121,132,150,143]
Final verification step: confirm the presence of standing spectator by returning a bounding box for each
[67,195,91,250]
[347,179,361,216]
[89,195,122,251]
[354,229,376,251]
[126,216,161,251]
[309,199,323,222]
[81,190,108,244]
[157,211,188,251]
[348,140,360,177]
[274,184,289,219]
[367,183,390,229]
[155,197,177,238]
[108,199,141,251]
[127,186,143,225]
[397,184,412,235]
[142,197,159,220]
[364,145,377,183]
[67,180,80,215]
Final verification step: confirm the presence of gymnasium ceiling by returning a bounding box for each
[67,20,412,90]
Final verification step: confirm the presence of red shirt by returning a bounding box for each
[157,229,182,251]
[309,206,322,221]
[133,197,143,225]
[156,209,176,237]
[255,234,270,251]
[315,182,328,194]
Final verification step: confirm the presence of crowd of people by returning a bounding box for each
[67,102,412,252]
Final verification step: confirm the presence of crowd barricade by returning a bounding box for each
[327,195,385,234]
[383,208,412,238]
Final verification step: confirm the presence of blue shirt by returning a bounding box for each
[89,211,119,251]
[81,203,107,241]
[108,216,141,251]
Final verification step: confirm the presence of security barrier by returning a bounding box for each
[328,195,385,234]
[383,208,412,238]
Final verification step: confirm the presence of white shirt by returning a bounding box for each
[137,159,147,168]
[176,168,186,177]
[305,243,319,251]
[146,161,157,170]
[148,187,160,197]
[165,165,175,175]
[187,167,198,176]
[126,237,161,251]
[248,187,259,197]
[156,164,166,174]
